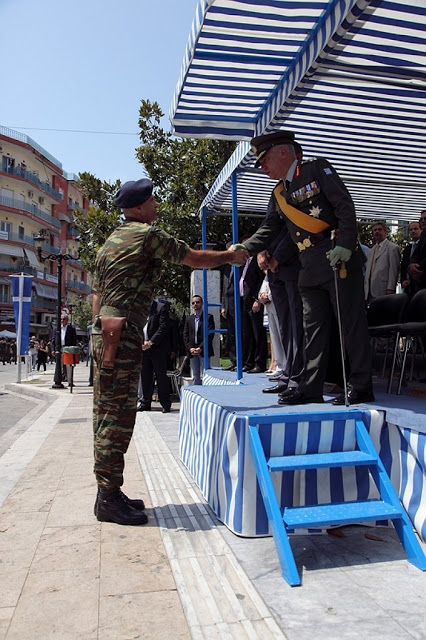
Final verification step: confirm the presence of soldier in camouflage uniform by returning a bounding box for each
[92,178,248,525]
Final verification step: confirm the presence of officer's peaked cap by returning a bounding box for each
[251,131,296,167]
[113,178,153,209]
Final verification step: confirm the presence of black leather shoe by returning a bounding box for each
[278,389,324,405]
[263,383,288,394]
[247,366,265,374]
[96,488,148,525]
[224,364,236,371]
[137,402,151,412]
[242,365,252,372]
[162,406,171,413]
[94,488,145,515]
[279,387,299,398]
[332,389,375,405]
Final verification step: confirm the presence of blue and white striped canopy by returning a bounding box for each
[170,0,426,221]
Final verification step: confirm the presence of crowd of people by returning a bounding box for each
[0,327,92,373]
[0,338,17,365]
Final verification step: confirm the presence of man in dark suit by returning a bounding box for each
[183,294,214,384]
[221,262,237,370]
[401,221,422,296]
[242,130,373,405]
[260,213,304,393]
[52,314,77,385]
[408,211,426,295]
[138,299,172,413]
[239,253,267,373]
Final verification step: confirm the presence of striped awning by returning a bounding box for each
[170,0,426,221]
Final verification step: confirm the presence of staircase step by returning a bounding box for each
[283,500,402,528]
[268,450,376,471]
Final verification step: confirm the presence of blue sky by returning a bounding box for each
[1,0,199,183]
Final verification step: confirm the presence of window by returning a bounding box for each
[0,284,11,303]
[1,187,14,204]
[1,221,12,234]
[1,156,15,173]
[18,226,25,239]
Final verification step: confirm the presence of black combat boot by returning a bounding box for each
[93,488,145,516]
[95,487,148,525]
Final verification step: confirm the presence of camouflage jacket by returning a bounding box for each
[93,221,189,327]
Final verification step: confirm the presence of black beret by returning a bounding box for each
[251,131,295,167]
[113,178,153,209]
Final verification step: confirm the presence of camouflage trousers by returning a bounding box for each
[92,325,141,488]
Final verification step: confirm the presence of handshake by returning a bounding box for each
[228,243,249,265]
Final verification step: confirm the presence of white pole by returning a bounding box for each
[16,273,23,384]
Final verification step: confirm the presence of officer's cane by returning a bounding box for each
[331,231,349,407]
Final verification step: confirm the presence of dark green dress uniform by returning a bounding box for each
[92,221,189,488]
[243,157,373,398]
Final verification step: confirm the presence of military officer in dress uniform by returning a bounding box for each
[241,131,374,405]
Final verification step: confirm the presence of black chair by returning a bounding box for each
[388,289,426,394]
[367,294,409,380]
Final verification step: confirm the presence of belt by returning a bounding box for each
[296,229,332,252]
[99,306,144,329]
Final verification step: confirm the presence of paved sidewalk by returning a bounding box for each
[0,365,425,639]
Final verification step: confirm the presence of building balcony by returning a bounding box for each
[0,263,37,276]
[66,228,80,239]
[0,293,12,303]
[67,202,85,213]
[0,126,62,169]
[65,280,91,294]
[0,195,62,229]
[31,296,57,312]
[0,232,60,256]
[0,165,63,200]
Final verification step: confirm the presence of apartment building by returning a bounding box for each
[0,125,91,336]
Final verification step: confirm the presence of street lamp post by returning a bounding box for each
[34,231,79,389]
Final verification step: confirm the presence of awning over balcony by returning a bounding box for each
[170,0,426,221]
[24,248,40,269]
[0,243,24,258]
[33,282,57,300]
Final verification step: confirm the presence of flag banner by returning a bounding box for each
[10,274,33,355]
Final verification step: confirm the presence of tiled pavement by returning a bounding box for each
[0,366,424,639]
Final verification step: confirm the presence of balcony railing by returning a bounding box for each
[0,263,37,276]
[63,171,79,181]
[32,296,57,312]
[1,166,63,200]
[0,293,12,303]
[0,126,62,169]
[65,280,91,293]
[66,228,80,238]
[67,202,84,212]
[0,195,61,228]
[1,232,60,255]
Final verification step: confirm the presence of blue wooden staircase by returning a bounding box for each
[248,409,426,586]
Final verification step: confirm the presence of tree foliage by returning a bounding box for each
[136,99,240,303]
[73,175,122,274]
[72,99,260,306]
[68,294,93,331]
